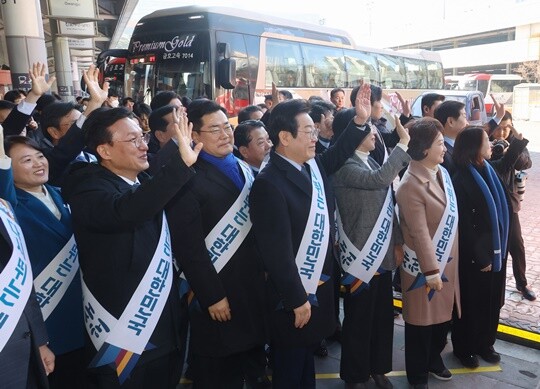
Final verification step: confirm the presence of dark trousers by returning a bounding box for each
[84,350,182,389]
[49,347,85,389]
[509,212,527,288]
[405,321,450,385]
[451,263,505,357]
[243,345,268,384]
[332,258,342,332]
[271,344,316,389]
[191,349,251,389]
[340,272,393,383]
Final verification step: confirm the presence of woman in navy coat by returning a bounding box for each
[0,135,85,388]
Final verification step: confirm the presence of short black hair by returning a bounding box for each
[41,102,77,142]
[148,105,175,133]
[4,135,42,157]
[350,86,360,107]
[122,97,134,106]
[150,91,180,110]
[369,85,382,105]
[83,107,132,161]
[434,100,465,127]
[238,105,263,123]
[421,93,445,116]
[133,102,152,118]
[407,117,444,161]
[332,108,356,141]
[36,94,59,112]
[308,101,335,124]
[278,90,293,100]
[3,90,24,103]
[267,99,310,147]
[186,99,227,132]
[234,120,266,149]
[330,88,345,99]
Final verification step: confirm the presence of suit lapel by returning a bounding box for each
[16,187,72,239]
[197,158,241,195]
[271,152,312,197]
[409,162,446,206]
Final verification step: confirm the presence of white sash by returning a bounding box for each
[205,160,254,273]
[0,199,33,352]
[33,235,79,320]
[337,187,394,283]
[295,159,330,296]
[402,166,458,277]
[82,214,172,354]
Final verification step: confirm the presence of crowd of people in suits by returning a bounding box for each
[0,63,534,389]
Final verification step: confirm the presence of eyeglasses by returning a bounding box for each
[198,125,234,137]
[113,133,151,148]
[298,128,320,140]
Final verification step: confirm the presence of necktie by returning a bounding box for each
[301,164,311,182]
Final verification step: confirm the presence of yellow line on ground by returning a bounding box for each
[498,323,540,343]
[314,365,502,380]
[179,365,502,384]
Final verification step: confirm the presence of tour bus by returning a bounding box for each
[458,73,523,113]
[98,6,444,119]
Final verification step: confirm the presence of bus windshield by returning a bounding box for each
[125,32,210,103]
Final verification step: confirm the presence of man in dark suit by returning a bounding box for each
[434,100,469,175]
[0,199,54,388]
[249,86,372,388]
[61,107,201,388]
[166,99,267,388]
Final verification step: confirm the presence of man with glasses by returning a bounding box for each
[248,86,372,388]
[62,106,201,388]
[166,99,267,388]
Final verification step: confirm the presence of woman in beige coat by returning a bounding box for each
[396,118,461,389]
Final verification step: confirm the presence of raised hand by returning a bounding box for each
[395,114,410,145]
[83,64,108,106]
[26,62,56,103]
[173,108,202,166]
[490,93,505,119]
[271,82,279,110]
[395,91,411,117]
[354,83,371,125]
[508,124,523,140]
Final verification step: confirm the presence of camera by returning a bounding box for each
[491,139,509,159]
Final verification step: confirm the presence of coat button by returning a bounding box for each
[472,208,476,213]
[24,331,31,339]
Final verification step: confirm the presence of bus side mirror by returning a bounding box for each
[218,58,236,89]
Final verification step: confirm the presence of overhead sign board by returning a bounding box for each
[49,0,96,19]
[59,21,96,37]
[68,38,94,49]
